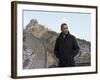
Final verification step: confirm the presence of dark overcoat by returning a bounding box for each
[54,32,80,67]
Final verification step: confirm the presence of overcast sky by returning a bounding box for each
[23,10,91,41]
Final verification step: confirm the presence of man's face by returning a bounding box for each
[61,25,68,34]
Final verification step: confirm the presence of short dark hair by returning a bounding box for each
[61,23,67,30]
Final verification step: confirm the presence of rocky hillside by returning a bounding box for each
[23,19,91,69]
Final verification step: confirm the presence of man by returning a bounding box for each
[54,23,80,67]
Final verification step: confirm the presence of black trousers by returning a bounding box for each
[58,59,75,67]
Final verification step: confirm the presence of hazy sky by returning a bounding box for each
[23,10,91,41]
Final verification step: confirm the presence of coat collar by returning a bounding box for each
[58,31,70,41]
